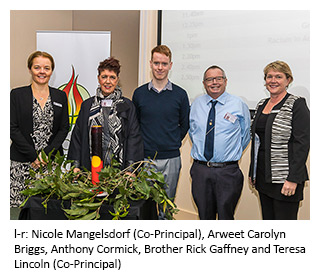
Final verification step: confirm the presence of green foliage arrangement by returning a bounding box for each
[20,150,178,220]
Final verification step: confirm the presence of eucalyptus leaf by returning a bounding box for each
[41,149,48,164]
[21,153,178,220]
[63,207,89,216]
[76,210,99,220]
[76,202,103,210]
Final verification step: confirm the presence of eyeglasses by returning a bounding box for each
[204,76,225,83]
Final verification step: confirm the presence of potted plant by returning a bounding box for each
[20,150,178,220]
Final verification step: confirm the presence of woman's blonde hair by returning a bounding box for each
[27,51,55,71]
[263,60,293,85]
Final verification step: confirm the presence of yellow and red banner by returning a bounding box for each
[37,30,111,149]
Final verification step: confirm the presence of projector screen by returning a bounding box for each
[161,10,310,109]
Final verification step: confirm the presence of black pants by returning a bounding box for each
[190,161,243,220]
[259,192,300,220]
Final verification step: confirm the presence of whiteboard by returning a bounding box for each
[161,10,310,108]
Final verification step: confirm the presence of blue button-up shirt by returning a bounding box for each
[189,92,250,162]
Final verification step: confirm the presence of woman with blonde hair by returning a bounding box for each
[10,51,69,218]
[249,61,310,220]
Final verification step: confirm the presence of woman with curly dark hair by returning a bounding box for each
[68,57,143,173]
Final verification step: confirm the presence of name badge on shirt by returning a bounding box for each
[101,99,113,107]
[224,112,237,123]
[53,102,62,107]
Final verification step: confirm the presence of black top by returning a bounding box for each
[256,112,268,179]
[67,96,144,171]
[10,85,69,162]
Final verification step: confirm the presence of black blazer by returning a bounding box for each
[249,94,310,184]
[10,85,69,162]
[67,96,144,171]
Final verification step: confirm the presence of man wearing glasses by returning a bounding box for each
[189,65,250,220]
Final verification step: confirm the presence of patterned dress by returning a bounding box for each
[10,96,54,207]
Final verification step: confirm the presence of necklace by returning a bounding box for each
[31,84,49,101]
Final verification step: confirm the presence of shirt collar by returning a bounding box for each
[148,80,172,93]
[205,91,228,106]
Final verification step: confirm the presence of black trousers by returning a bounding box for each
[190,161,243,220]
[258,192,300,220]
